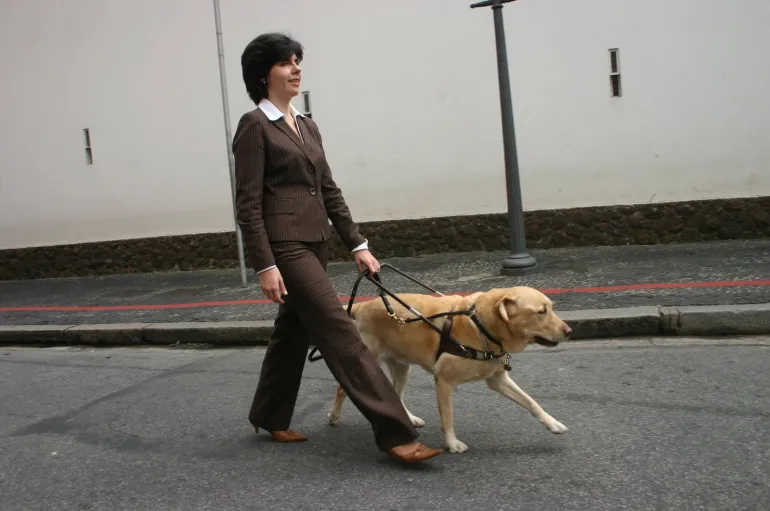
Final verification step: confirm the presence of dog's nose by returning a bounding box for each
[563,325,572,339]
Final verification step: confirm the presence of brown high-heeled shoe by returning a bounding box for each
[387,442,443,463]
[254,427,308,443]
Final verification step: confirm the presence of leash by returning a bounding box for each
[306,264,511,370]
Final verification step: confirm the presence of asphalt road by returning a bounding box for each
[1,337,769,511]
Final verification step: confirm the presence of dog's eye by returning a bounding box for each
[539,307,548,315]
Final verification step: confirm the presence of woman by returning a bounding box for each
[233,32,442,464]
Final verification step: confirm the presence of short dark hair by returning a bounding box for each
[241,33,304,104]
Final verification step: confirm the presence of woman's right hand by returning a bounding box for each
[259,267,287,304]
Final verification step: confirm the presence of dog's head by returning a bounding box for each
[477,286,572,352]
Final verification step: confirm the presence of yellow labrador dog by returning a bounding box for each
[327,286,573,453]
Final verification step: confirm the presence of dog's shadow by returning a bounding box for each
[425,425,570,458]
[477,441,567,457]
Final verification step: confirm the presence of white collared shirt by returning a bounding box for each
[258,98,306,139]
[255,98,368,275]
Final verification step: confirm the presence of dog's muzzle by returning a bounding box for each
[534,326,571,348]
[534,336,559,348]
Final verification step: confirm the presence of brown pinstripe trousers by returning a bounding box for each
[247,240,419,452]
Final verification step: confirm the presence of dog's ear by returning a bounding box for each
[496,294,519,322]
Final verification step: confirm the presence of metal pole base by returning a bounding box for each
[500,252,538,275]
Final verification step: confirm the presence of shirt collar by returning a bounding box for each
[258,98,305,122]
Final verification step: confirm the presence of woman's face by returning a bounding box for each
[266,53,301,100]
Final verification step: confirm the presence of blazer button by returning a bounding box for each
[307,165,315,173]
[309,187,317,196]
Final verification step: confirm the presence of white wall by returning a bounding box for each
[0,0,233,249]
[1,0,769,249]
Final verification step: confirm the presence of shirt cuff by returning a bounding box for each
[256,265,277,275]
[351,239,368,253]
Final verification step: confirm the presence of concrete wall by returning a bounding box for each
[1,0,769,250]
[0,0,235,250]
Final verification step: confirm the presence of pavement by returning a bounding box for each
[1,337,769,510]
[0,239,769,345]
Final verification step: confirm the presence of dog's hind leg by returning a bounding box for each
[327,331,381,426]
[384,359,424,428]
[485,371,568,434]
[327,384,347,425]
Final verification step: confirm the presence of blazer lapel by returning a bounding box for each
[273,118,314,162]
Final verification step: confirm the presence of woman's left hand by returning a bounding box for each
[354,249,381,275]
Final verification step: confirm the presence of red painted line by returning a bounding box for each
[0,279,768,313]
[539,279,770,294]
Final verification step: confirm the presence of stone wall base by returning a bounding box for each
[1,196,768,280]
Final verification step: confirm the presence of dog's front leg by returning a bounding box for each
[485,371,568,434]
[435,378,468,453]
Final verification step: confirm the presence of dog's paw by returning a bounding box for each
[327,412,340,426]
[446,438,469,453]
[409,415,425,428]
[546,419,568,434]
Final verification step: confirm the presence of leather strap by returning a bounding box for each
[435,316,507,364]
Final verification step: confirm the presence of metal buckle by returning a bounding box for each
[387,311,405,325]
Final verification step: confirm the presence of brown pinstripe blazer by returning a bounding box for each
[232,107,366,273]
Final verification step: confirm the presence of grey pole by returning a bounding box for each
[471,0,537,274]
[213,0,248,287]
